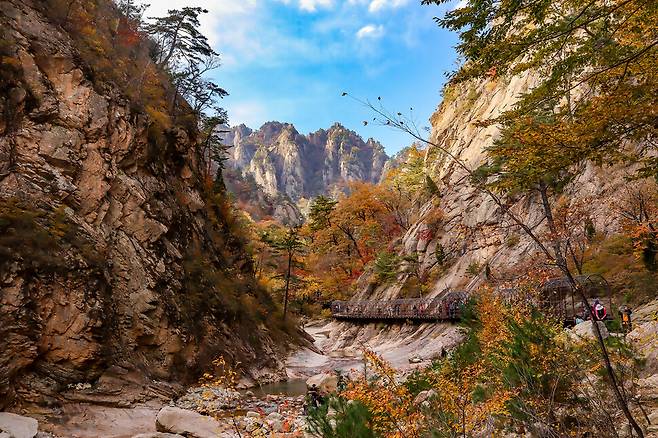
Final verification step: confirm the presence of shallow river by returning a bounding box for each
[244,378,309,398]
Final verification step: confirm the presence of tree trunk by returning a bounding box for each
[283,251,292,320]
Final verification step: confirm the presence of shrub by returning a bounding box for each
[0,199,104,274]
[373,251,399,283]
[466,261,482,277]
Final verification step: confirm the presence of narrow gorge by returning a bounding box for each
[1,0,656,437]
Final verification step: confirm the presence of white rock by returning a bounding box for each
[246,411,261,418]
[0,413,38,438]
[306,373,338,394]
[155,407,222,438]
[627,320,658,374]
[571,320,609,341]
[413,389,437,406]
[266,412,284,422]
[266,419,284,433]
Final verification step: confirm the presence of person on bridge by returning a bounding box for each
[592,299,607,321]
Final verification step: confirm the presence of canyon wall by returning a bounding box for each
[0,0,294,410]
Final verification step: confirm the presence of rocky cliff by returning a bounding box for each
[226,122,389,203]
[0,0,295,411]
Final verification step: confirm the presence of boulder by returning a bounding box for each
[627,320,658,375]
[571,320,609,341]
[306,373,338,395]
[155,407,222,438]
[408,356,423,364]
[265,419,283,433]
[413,389,437,406]
[0,413,38,438]
[266,412,284,422]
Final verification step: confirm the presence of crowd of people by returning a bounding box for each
[331,295,466,320]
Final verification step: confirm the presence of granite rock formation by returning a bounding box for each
[225,122,388,203]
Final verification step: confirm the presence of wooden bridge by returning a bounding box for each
[330,275,614,324]
[331,292,468,322]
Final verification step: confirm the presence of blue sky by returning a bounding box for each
[147,0,460,155]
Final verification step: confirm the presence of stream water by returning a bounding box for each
[244,378,309,398]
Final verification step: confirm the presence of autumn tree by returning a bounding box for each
[616,182,658,271]
[308,195,338,232]
[115,0,147,23]
[198,110,230,186]
[261,225,306,320]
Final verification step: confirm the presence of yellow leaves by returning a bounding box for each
[145,105,172,129]
[0,55,22,69]
[199,355,241,391]
[343,348,422,438]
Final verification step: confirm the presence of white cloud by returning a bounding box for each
[368,0,410,13]
[279,0,334,12]
[356,24,385,39]
[227,100,270,127]
[141,0,258,50]
[299,0,334,12]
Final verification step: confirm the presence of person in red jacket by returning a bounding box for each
[592,299,607,321]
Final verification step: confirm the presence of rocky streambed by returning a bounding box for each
[3,308,658,437]
[1,319,465,437]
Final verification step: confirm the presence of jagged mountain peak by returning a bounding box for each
[225,121,389,202]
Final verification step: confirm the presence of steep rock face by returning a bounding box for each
[223,166,303,225]
[0,0,289,410]
[226,122,388,201]
[358,71,636,302]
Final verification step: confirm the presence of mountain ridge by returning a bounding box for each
[224,121,389,205]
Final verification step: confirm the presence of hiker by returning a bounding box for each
[592,299,607,321]
[307,384,323,410]
[619,305,633,333]
[335,370,347,392]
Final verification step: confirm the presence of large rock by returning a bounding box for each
[173,386,242,414]
[0,413,38,438]
[226,122,388,202]
[571,321,609,341]
[155,407,222,438]
[306,373,338,395]
[413,389,437,406]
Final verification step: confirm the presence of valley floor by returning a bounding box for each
[5,301,658,437]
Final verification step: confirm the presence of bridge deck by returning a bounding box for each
[331,296,466,322]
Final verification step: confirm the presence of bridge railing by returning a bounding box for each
[331,293,467,321]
